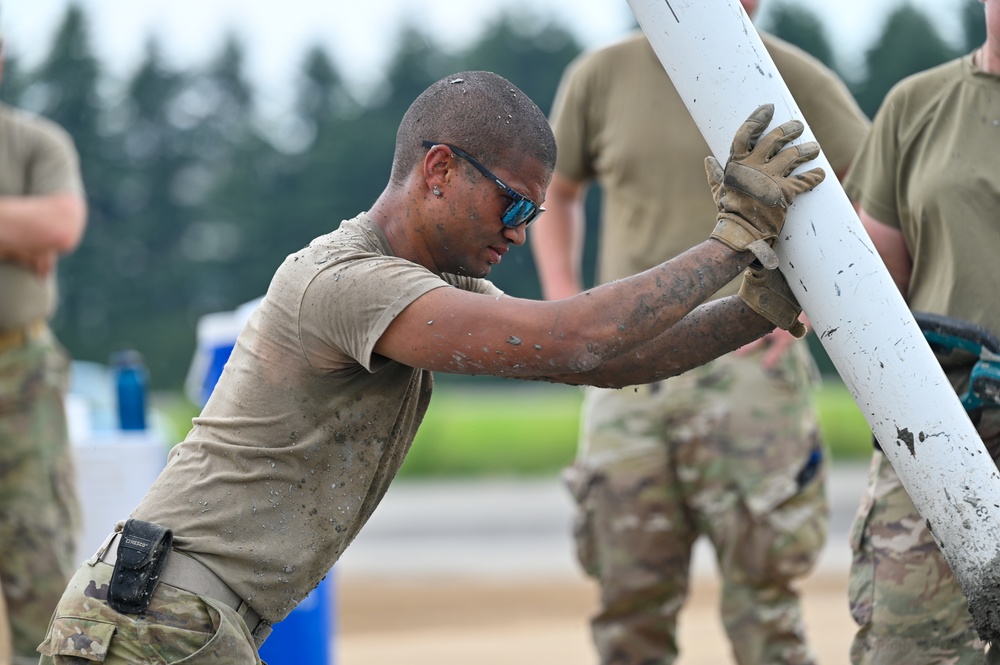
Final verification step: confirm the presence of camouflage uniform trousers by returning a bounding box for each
[37,558,262,664]
[564,344,828,665]
[848,407,1000,665]
[0,331,80,665]
[2,586,12,665]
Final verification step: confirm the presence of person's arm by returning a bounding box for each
[859,207,912,296]
[0,193,86,277]
[0,192,86,254]
[375,237,772,387]
[530,171,588,301]
[0,116,88,275]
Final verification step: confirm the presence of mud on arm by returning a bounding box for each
[539,294,776,388]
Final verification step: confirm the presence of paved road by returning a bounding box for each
[337,461,872,580]
[328,463,874,665]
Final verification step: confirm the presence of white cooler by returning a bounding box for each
[71,430,166,563]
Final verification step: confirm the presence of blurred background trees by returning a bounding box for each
[0,1,985,389]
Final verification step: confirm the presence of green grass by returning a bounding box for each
[154,380,874,478]
[400,385,585,477]
[150,392,200,444]
[813,382,876,460]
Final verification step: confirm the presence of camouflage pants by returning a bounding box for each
[848,379,1000,665]
[37,559,262,664]
[848,451,991,664]
[565,346,827,665]
[0,331,79,665]
[2,586,11,665]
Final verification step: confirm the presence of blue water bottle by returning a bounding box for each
[111,349,148,431]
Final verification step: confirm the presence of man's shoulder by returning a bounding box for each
[562,31,662,94]
[761,32,837,79]
[889,57,964,101]
[878,57,965,127]
[594,30,652,57]
[0,102,64,132]
[571,31,654,73]
[295,214,387,262]
[0,102,76,149]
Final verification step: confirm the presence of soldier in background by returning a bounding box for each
[531,2,869,663]
[0,34,87,665]
[844,0,1000,661]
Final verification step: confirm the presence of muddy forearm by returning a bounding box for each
[547,295,774,388]
[564,240,751,360]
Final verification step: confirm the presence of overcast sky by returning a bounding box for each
[3,0,975,105]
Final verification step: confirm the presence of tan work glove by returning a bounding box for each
[706,103,826,269]
[739,262,807,339]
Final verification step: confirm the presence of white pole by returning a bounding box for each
[625,0,1000,638]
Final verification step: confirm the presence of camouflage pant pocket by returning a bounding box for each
[38,617,116,662]
[734,473,828,584]
[177,595,263,665]
[38,562,262,665]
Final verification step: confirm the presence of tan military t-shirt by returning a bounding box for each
[550,31,870,295]
[844,54,1000,339]
[0,103,84,330]
[133,214,502,622]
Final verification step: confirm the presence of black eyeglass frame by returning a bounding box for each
[421,140,545,228]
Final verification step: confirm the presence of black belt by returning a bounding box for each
[98,532,272,648]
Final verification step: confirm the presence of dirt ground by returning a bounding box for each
[336,570,855,665]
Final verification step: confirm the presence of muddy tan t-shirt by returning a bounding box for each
[844,55,1000,339]
[551,31,870,295]
[133,214,501,622]
[0,103,84,330]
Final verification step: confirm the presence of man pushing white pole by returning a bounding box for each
[625,0,1000,638]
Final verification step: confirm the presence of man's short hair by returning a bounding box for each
[390,71,556,186]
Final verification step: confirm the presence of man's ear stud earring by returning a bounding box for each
[433,186,442,197]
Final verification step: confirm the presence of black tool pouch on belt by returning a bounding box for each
[107,519,173,614]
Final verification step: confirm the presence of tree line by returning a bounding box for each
[0,2,985,388]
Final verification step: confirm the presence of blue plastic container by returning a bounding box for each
[187,298,335,665]
[184,301,255,407]
[200,341,235,406]
[258,574,335,665]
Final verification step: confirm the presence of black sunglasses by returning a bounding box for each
[422,140,545,228]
